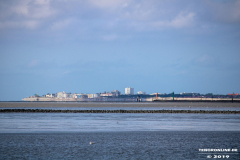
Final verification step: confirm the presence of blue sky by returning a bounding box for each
[0,0,240,100]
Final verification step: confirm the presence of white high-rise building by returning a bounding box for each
[125,87,134,95]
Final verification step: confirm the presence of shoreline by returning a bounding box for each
[1,100,240,103]
[1,101,240,108]
[20,97,240,103]
[0,109,240,114]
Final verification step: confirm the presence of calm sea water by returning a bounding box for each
[0,102,239,159]
[0,113,240,132]
[0,132,239,160]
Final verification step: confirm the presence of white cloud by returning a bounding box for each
[0,0,56,30]
[24,20,39,29]
[171,12,195,28]
[0,20,39,29]
[9,0,55,19]
[1,0,239,34]
[35,0,51,5]
[88,0,131,8]
[152,12,195,29]
[85,0,196,31]
[10,0,31,16]
[204,0,240,24]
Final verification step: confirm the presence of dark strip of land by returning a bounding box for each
[0,109,239,114]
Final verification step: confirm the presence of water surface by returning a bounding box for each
[0,102,239,159]
[0,132,239,160]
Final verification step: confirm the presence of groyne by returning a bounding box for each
[0,109,239,114]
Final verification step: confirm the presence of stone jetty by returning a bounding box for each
[0,109,239,114]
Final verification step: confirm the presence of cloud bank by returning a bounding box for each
[1,0,239,34]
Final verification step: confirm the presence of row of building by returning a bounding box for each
[40,87,147,99]
[125,87,146,95]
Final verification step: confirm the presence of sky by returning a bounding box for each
[0,0,240,101]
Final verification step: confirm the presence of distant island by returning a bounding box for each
[22,88,240,102]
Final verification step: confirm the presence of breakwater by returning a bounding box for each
[0,109,239,114]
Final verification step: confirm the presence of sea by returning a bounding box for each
[0,102,239,160]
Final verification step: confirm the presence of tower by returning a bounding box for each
[125,87,134,95]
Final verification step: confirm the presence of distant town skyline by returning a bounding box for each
[27,89,239,98]
[22,90,240,102]
[0,0,240,101]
